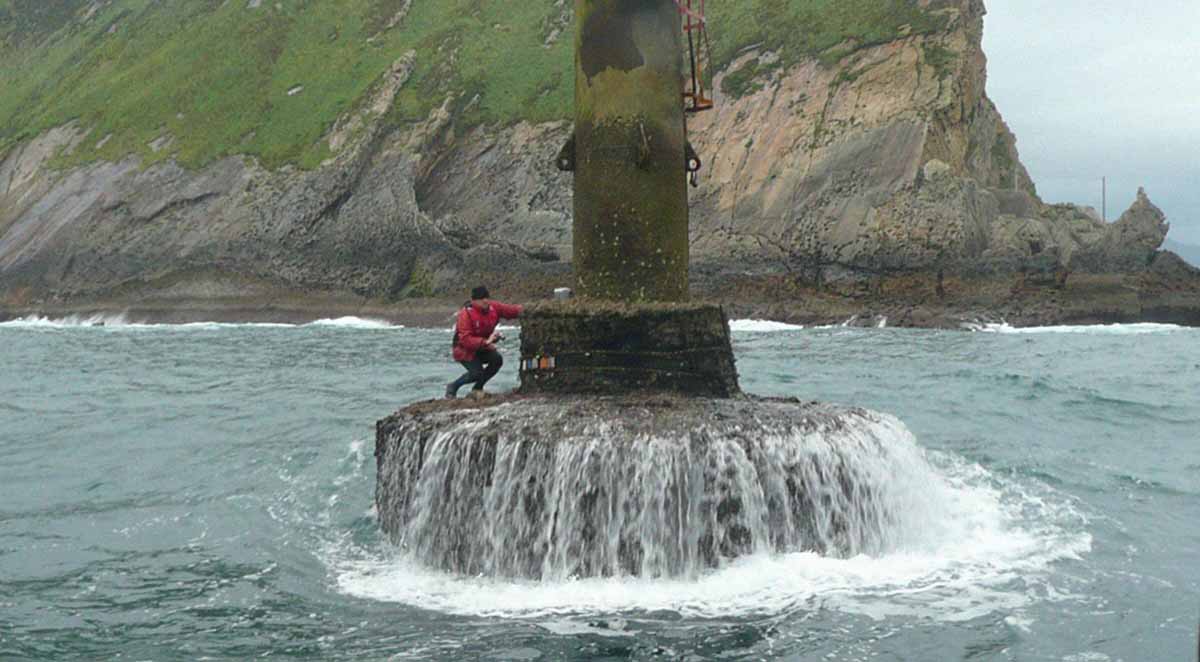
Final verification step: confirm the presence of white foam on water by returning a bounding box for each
[0,313,136,328]
[0,314,294,330]
[1005,613,1036,633]
[0,314,402,330]
[329,429,1091,622]
[306,316,400,329]
[970,322,1185,335]
[728,319,805,333]
[806,316,887,330]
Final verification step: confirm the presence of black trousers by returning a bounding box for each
[450,349,504,392]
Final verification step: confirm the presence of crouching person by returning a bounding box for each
[445,286,523,399]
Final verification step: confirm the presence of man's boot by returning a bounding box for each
[444,383,458,400]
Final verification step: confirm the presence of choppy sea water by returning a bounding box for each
[1,315,1197,661]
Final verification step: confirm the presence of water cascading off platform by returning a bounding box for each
[374,0,925,580]
[376,396,918,580]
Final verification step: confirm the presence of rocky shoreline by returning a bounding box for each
[5,263,1198,329]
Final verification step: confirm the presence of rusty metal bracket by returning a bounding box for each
[686,140,702,187]
[685,141,702,173]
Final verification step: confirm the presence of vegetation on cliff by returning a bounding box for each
[1,0,422,169]
[1,0,952,171]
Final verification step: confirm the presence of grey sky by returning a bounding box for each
[982,0,1200,244]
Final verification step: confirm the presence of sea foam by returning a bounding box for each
[728,319,805,333]
[972,322,1185,335]
[0,314,402,330]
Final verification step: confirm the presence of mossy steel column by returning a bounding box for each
[574,0,689,302]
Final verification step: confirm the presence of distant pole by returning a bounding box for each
[1102,176,1107,222]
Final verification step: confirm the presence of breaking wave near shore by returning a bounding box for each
[5,313,1191,336]
[0,313,402,330]
[968,321,1187,335]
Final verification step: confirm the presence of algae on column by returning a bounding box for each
[572,0,690,302]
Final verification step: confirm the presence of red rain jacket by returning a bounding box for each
[452,301,523,362]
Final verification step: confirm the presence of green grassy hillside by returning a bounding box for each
[0,0,948,171]
[0,0,90,46]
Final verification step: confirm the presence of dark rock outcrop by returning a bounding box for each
[1072,188,1170,273]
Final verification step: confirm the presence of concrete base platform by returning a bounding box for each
[374,394,914,579]
[516,301,740,398]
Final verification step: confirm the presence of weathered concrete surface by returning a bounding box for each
[518,301,740,397]
[571,0,689,302]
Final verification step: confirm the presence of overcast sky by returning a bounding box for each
[982,0,1200,244]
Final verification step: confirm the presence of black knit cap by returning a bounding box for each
[471,286,490,300]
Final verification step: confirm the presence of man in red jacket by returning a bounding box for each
[445,286,524,399]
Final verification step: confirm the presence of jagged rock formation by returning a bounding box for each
[0,0,1192,316]
[682,0,1177,285]
[686,0,1029,277]
[1070,189,1171,272]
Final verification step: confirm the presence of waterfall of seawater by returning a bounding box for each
[376,399,942,580]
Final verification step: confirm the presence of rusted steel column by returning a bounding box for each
[573,0,689,302]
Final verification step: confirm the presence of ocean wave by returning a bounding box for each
[728,319,806,333]
[0,315,402,330]
[808,315,889,330]
[0,313,137,328]
[306,317,400,329]
[0,314,293,330]
[970,322,1186,335]
[1109,473,1193,497]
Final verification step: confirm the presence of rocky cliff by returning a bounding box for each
[0,0,1194,322]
